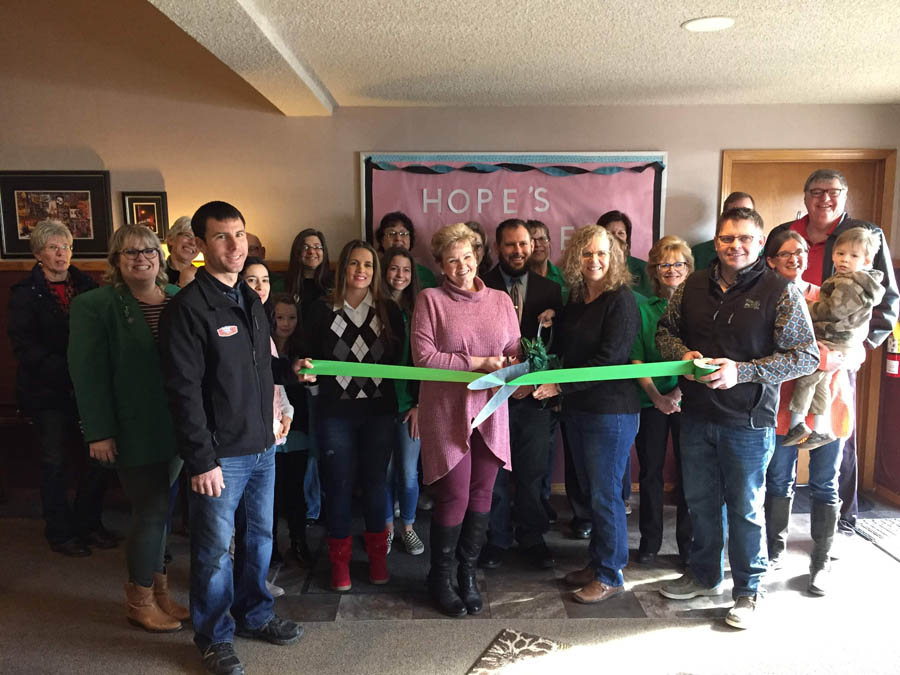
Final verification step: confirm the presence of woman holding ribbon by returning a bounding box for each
[411,223,520,617]
[630,236,694,567]
[533,224,641,604]
[303,240,403,592]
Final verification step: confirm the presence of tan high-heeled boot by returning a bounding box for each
[152,571,190,621]
[124,582,182,632]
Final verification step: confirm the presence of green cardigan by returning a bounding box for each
[68,284,180,468]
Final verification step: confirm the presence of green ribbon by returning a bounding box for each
[300,358,717,386]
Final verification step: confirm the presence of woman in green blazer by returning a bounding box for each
[68,224,187,633]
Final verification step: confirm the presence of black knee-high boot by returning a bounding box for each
[456,511,490,615]
[427,521,466,617]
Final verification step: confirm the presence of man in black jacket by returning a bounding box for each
[768,169,899,534]
[160,202,307,675]
[656,208,819,630]
[479,219,563,569]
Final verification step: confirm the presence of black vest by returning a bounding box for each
[679,258,789,429]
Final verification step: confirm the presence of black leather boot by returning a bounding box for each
[764,494,793,569]
[809,500,840,596]
[456,511,490,615]
[427,521,466,617]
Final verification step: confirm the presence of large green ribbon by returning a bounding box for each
[299,358,717,386]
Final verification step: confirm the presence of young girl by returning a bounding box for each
[241,259,294,593]
[304,240,403,591]
[382,247,425,555]
[270,292,314,567]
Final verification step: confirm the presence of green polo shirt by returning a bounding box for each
[416,262,437,289]
[629,295,678,408]
[544,260,569,304]
[627,256,653,298]
[691,240,718,271]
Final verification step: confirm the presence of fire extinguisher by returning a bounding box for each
[887,322,900,378]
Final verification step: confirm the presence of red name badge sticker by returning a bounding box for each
[217,325,239,337]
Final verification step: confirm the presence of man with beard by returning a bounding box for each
[478,219,563,569]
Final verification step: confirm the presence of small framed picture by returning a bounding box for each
[0,170,113,259]
[122,191,169,239]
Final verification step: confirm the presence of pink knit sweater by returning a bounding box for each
[411,277,520,484]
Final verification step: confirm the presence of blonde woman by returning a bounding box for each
[533,224,641,604]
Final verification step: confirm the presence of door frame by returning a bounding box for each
[721,148,897,494]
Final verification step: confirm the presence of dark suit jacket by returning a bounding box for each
[483,265,563,409]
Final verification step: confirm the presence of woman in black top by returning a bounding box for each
[286,228,334,315]
[533,224,640,605]
[303,239,403,592]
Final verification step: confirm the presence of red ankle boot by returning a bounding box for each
[364,529,390,584]
[327,536,353,591]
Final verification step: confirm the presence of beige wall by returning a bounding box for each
[2,1,899,261]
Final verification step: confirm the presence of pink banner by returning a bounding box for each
[365,155,664,272]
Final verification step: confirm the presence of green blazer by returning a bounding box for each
[68,283,179,467]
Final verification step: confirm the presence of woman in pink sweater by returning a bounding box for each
[411,223,520,617]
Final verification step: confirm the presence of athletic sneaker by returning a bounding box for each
[725,595,757,629]
[659,573,723,600]
[782,422,812,446]
[799,431,837,451]
[400,528,425,555]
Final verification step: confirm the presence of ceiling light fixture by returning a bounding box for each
[681,16,735,32]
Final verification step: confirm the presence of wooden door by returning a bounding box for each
[721,149,896,489]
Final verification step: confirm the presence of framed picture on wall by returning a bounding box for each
[0,170,113,259]
[122,191,169,238]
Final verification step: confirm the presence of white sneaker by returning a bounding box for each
[725,595,757,629]
[266,579,285,598]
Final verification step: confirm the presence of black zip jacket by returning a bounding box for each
[770,214,899,349]
[7,263,96,414]
[159,267,294,476]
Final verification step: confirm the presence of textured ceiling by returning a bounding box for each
[149,0,900,116]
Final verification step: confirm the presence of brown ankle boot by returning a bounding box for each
[124,582,182,632]
[152,571,190,621]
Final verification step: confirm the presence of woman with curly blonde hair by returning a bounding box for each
[533,224,641,605]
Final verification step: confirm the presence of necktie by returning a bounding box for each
[510,278,523,324]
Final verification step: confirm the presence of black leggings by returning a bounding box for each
[117,457,183,587]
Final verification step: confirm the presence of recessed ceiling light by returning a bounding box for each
[681,16,735,32]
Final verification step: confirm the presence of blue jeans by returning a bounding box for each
[304,457,321,520]
[385,413,421,526]
[189,446,275,651]
[318,414,393,538]
[680,416,774,599]
[767,437,842,505]
[563,410,639,587]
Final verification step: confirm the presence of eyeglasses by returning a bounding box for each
[386,230,410,239]
[302,244,324,252]
[532,236,550,244]
[657,261,687,270]
[44,244,72,253]
[121,247,159,260]
[774,250,807,260]
[716,234,757,245]
[806,188,845,199]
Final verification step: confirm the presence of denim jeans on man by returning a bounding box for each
[32,408,111,544]
[563,410,639,587]
[767,437,842,505]
[190,446,275,651]
[318,414,392,538]
[680,415,774,599]
[385,414,421,526]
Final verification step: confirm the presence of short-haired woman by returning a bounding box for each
[533,224,641,604]
[630,235,694,567]
[8,219,115,557]
[164,216,198,287]
[68,224,188,632]
[303,240,403,591]
[411,223,520,617]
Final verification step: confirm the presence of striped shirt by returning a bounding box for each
[138,295,171,342]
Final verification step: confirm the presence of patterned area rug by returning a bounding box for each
[467,628,568,674]
[855,517,900,562]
